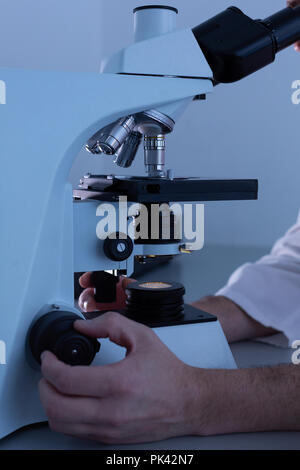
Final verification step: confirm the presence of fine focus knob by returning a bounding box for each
[103,232,134,262]
[28,311,100,366]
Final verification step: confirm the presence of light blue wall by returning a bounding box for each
[1,0,299,248]
[0,0,103,71]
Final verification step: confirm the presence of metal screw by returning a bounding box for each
[117,242,126,253]
[167,169,174,180]
[179,245,192,254]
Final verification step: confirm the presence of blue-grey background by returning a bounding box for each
[0,0,298,248]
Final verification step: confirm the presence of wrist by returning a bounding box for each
[192,295,278,343]
[179,366,220,436]
[183,367,243,436]
[181,364,300,437]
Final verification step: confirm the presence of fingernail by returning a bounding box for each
[83,300,89,312]
[40,351,47,362]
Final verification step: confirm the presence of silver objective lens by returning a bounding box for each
[114,132,142,168]
[86,116,136,155]
[86,110,174,177]
[144,135,166,178]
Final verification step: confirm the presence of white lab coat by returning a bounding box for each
[217,212,300,346]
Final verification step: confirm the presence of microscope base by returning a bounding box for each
[93,309,237,370]
[0,310,235,440]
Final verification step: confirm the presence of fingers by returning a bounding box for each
[41,351,118,398]
[40,379,136,444]
[287,0,300,7]
[75,311,147,352]
[47,419,100,441]
[79,273,134,290]
[79,286,122,313]
[295,41,300,52]
[39,378,103,425]
[78,287,99,312]
[121,276,135,289]
[79,272,92,288]
[286,1,300,51]
[78,275,135,313]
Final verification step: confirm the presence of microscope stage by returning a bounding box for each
[74,175,258,203]
[119,304,217,329]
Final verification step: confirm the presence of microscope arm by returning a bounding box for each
[97,6,300,174]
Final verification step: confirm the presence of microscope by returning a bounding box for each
[1,4,300,439]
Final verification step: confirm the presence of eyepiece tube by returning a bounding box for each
[192,5,300,84]
[263,6,300,52]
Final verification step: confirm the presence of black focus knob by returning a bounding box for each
[91,271,119,304]
[29,311,100,366]
[103,233,134,262]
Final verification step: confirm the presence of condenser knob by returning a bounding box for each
[103,233,134,262]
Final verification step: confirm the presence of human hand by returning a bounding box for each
[78,272,135,313]
[39,312,200,444]
[287,0,300,51]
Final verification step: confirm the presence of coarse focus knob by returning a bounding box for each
[28,311,100,366]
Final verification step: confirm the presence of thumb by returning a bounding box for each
[287,1,300,7]
[74,311,144,352]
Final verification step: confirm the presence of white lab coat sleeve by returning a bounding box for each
[216,212,300,345]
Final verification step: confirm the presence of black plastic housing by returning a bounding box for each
[264,6,300,52]
[91,271,120,303]
[121,303,217,329]
[29,312,100,366]
[192,6,300,83]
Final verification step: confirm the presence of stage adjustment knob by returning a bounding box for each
[103,232,134,262]
[29,311,100,366]
[91,271,119,303]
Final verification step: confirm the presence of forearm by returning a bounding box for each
[187,364,300,435]
[192,296,278,343]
